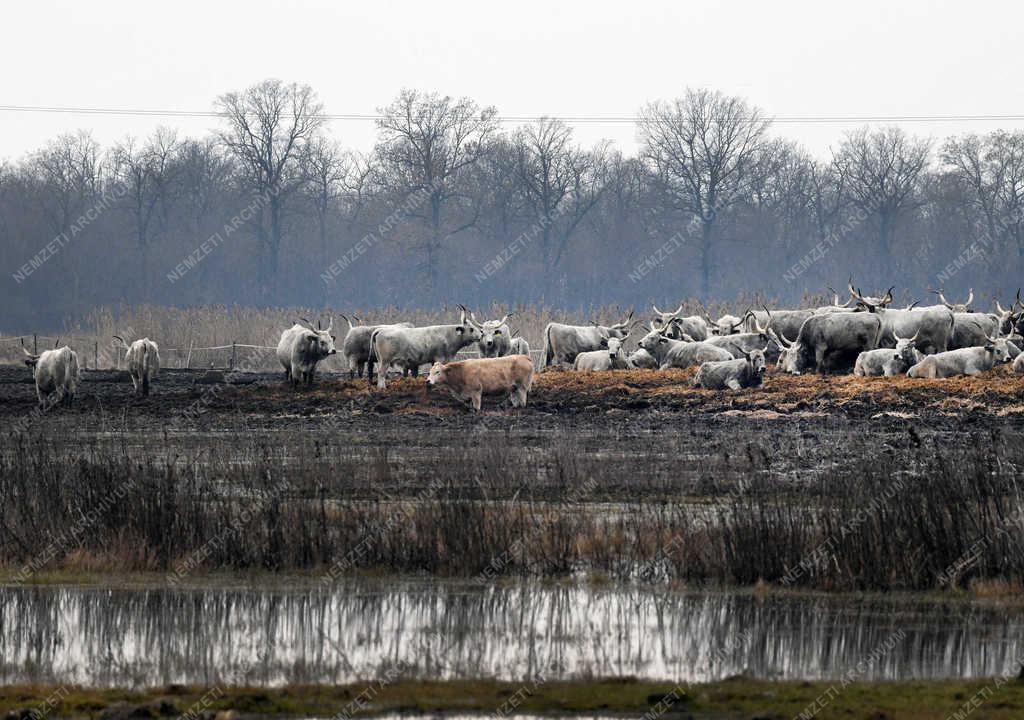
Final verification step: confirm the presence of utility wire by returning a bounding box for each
[2,104,1024,124]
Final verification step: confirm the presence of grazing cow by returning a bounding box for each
[774,311,883,374]
[427,355,534,412]
[473,311,514,358]
[694,348,767,390]
[22,341,80,410]
[949,313,1000,350]
[651,303,709,341]
[854,331,923,377]
[542,312,634,367]
[627,347,659,369]
[508,327,530,357]
[339,315,414,380]
[1014,352,1024,374]
[849,286,953,354]
[276,318,337,386]
[638,325,734,369]
[113,335,160,396]
[573,335,629,371]
[371,305,483,389]
[907,334,1013,378]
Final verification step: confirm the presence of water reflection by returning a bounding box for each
[0,580,1020,687]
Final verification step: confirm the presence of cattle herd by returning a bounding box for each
[15,282,1024,413]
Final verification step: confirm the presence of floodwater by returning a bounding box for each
[0,578,1020,688]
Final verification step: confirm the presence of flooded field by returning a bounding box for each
[1,579,1021,688]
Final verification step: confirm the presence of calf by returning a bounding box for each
[427,355,534,412]
[114,335,160,396]
[22,341,80,410]
[907,336,1012,379]
[573,335,628,371]
[693,348,767,390]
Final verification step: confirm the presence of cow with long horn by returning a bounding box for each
[651,303,709,341]
[773,309,883,374]
[637,317,734,370]
[370,304,483,389]
[854,329,923,376]
[276,316,338,387]
[473,310,516,358]
[931,288,974,313]
[339,314,414,380]
[907,328,1014,378]
[542,310,634,367]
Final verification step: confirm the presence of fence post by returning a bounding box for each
[186,340,193,370]
[230,342,236,371]
[33,334,37,355]
[94,341,98,370]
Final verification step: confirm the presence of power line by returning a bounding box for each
[2,104,1024,125]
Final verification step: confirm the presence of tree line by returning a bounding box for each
[2,79,1023,330]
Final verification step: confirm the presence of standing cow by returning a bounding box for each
[339,315,414,380]
[542,311,634,367]
[651,303,709,341]
[473,311,514,358]
[22,341,80,410]
[113,335,160,396]
[427,355,534,412]
[276,318,337,386]
[774,311,883,374]
[370,305,483,389]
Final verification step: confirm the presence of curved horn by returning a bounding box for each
[20,339,35,358]
[299,317,313,329]
[339,313,355,330]
[848,278,863,301]
[652,303,666,316]
[325,317,333,333]
[777,329,795,349]
[964,289,974,308]
[911,329,921,342]
[996,301,1009,316]
[905,300,919,311]
[883,286,895,305]
[455,304,469,325]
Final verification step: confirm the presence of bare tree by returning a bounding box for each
[513,118,607,289]
[111,128,181,299]
[375,89,498,298]
[638,88,772,297]
[217,79,325,296]
[942,131,1024,272]
[832,126,930,271]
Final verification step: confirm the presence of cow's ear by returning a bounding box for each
[599,338,608,348]
[456,326,464,334]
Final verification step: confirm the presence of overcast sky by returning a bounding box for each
[2,0,1022,162]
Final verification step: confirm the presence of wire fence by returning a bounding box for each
[0,334,546,372]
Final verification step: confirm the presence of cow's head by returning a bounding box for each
[426,361,448,387]
[932,287,974,313]
[995,290,1023,335]
[984,333,1013,364]
[771,329,806,374]
[893,329,920,366]
[300,318,337,357]
[849,281,894,313]
[746,346,767,380]
[477,312,513,355]
[456,304,484,342]
[703,305,746,336]
[604,310,634,339]
[651,303,684,335]
[638,323,671,355]
[20,340,40,368]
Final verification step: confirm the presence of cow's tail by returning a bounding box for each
[368,328,383,383]
[541,323,555,367]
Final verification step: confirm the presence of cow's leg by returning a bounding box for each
[471,391,482,412]
[142,375,150,396]
[726,379,743,390]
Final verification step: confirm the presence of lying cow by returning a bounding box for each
[339,315,414,380]
[638,325,734,369]
[854,331,923,377]
[371,305,482,389]
[907,334,1013,379]
[113,335,160,396]
[693,348,767,390]
[627,347,659,369]
[427,355,534,412]
[573,335,628,371]
[276,318,337,386]
[22,341,80,410]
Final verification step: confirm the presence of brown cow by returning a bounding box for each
[426,355,534,412]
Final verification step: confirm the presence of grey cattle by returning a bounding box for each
[774,311,883,374]
[651,303,709,341]
[542,311,634,367]
[22,342,80,409]
[849,286,953,354]
[907,336,1013,378]
[638,326,734,369]
[339,315,414,379]
[473,311,514,358]
[693,348,767,390]
[113,335,160,396]
[276,319,338,386]
[744,308,813,343]
[508,328,530,357]
[627,347,659,369]
[854,332,923,377]
[931,288,974,313]
[371,306,483,389]
[949,313,1000,350]
[701,316,782,363]
[573,335,629,371]
[702,305,747,336]
[994,291,1023,335]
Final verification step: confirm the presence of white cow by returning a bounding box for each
[22,341,80,410]
[114,336,160,396]
[276,319,337,386]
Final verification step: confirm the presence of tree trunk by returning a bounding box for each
[701,220,713,299]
